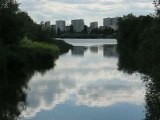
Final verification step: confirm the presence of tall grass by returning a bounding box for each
[20,38,59,56]
[0,38,61,79]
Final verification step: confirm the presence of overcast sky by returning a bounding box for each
[18,0,154,26]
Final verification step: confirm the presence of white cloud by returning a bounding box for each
[21,45,145,118]
[18,0,154,26]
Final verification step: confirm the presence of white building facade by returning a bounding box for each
[45,21,50,28]
[103,17,118,30]
[56,20,66,32]
[71,19,84,32]
[40,21,45,28]
[90,22,98,30]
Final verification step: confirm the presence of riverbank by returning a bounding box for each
[59,34,116,39]
[0,37,72,120]
[117,14,160,120]
[117,14,160,77]
[0,38,72,80]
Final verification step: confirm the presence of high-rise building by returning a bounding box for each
[40,21,45,28]
[45,21,50,28]
[90,22,98,30]
[103,17,118,30]
[71,19,84,32]
[56,20,66,32]
[40,21,44,25]
[103,18,111,27]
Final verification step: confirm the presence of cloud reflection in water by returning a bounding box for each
[22,45,145,118]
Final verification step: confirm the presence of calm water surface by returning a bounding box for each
[21,39,145,120]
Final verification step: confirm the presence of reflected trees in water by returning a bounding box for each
[118,45,160,120]
[0,57,55,120]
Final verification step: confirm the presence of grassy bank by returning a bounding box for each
[0,38,63,120]
[0,38,72,80]
[20,38,60,62]
[21,38,59,56]
[49,39,73,54]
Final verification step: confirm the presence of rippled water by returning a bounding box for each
[21,39,145,120]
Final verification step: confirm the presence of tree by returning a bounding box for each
[103,27,115,35]
[82,25,88,34]
[90,28,100,34]
[0,0,24,46]
[153,0,160,16]
[69,25,74,33]
[57,27,62,36]
[0,0,19,12]
[50,27,56,38]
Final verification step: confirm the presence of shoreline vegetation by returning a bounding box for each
[58,34,116,39]
[56,27,117,39]
[0,0,72,77]
[117,13,160,76]
[0,38,72,80]
[1,0,160,120]
[0,37,73,120]
[117,13,160,120]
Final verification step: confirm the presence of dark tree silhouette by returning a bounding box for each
[153,0,160,15]
[82,25,88,34]
[69,25,74,33]
[117,12,160,120]
[57,27,62,36]
[0,0,25,46]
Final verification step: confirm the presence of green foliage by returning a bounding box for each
[49,39,73,54]
[103,27,115,35]
[117,14,160,74]
[0,0,56,46]
[16,12,39,40]
[20,38,59,56]
[0,0,25,46]
[50,27,56,38]
[81,25,88,34]
[16,12,56,42]
[117,14,160,120]
[0,41,59,120]
[90,27,115,35]
[0,1,72,119]
[57,27,62,36]
[90,28,100,34]
[0,0,19,12]
[69,25,74,33]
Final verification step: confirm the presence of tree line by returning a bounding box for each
[0,0,55,47]
[117,6,160,120]
[117,13,160,75]
[57,25,116,37]
[0,1,72,119]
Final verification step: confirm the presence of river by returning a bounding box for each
[20,39,145,120]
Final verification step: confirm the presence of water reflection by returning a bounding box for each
[90,47,98,53]
[0,40,150,120]
[22,44,145,120]
[0,72,28,120]
[118,43,160,120]
[144,75,160,120]
[71,46,85,56]
[103,45,118,57]
[71,45,118,58]
[0,52,55,120]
